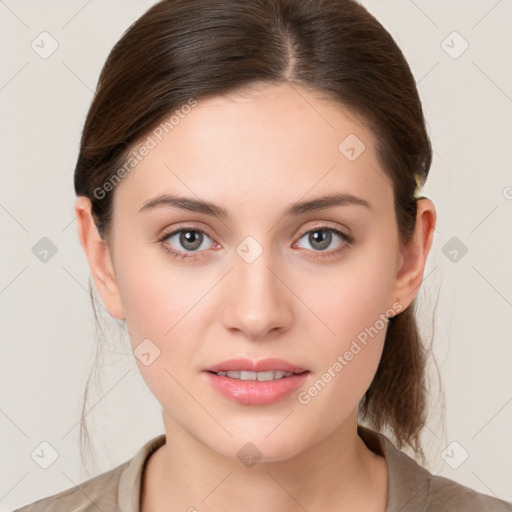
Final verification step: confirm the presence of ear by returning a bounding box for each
[75,196,125,320]
[390,198,436,312]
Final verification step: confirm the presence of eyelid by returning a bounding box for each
[295,221,352,240]
[157,220,212,237]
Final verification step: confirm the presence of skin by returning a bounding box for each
[75,82,436,512]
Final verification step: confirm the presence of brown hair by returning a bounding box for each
[75,0,439,469]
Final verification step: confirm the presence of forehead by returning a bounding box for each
[112,82,392,217]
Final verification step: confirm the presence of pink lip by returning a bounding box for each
[204,358,308,374]
[203,358,309,405]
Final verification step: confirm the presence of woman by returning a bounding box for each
[15,0,512,510]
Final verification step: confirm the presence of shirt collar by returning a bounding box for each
[358,424,431,511]
[118,433,166,512]
[117,427,431,512]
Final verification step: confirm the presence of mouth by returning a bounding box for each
[203,358,310,405]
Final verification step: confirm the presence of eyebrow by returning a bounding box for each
[138,192,372,218]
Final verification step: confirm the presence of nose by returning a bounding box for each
[221,250,293,341]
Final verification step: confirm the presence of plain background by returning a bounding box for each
[1,0,511,509]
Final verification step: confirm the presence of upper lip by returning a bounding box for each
[204,358,308,374]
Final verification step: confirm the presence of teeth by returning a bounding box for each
[259,370,283,381]
[217,370,294,380]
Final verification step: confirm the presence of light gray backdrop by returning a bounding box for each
[1,0,511,510]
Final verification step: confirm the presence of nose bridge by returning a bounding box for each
[222,239,292,339]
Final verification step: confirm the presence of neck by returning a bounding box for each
[141,412,388,512]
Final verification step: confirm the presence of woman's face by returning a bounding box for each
[101,82,414,460]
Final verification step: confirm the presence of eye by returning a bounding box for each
[158,227,217,261]
[157,224,353,262]
[294,225,353,258]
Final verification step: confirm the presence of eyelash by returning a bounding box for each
[156,224,354,262]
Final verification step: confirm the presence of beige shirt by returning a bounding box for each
[14,425,512,511]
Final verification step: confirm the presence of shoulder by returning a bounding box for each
[425,471,512,511]
[13,433,166,512]
[12,460,129,512]
[13,434,166,512]
[357,425,512,512]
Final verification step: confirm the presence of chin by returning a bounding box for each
[203,423,314,464]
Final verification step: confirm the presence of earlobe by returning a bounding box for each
[74,196,126,320]
[391,198,436,311]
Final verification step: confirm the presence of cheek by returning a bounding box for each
[291,242,396,410]
[113,241,222,369]
[302,243,396,352]
[114,256,211,414]
[114,242,208,340]
[295,284,390,435]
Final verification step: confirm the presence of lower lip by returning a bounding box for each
[204,371,309,405]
